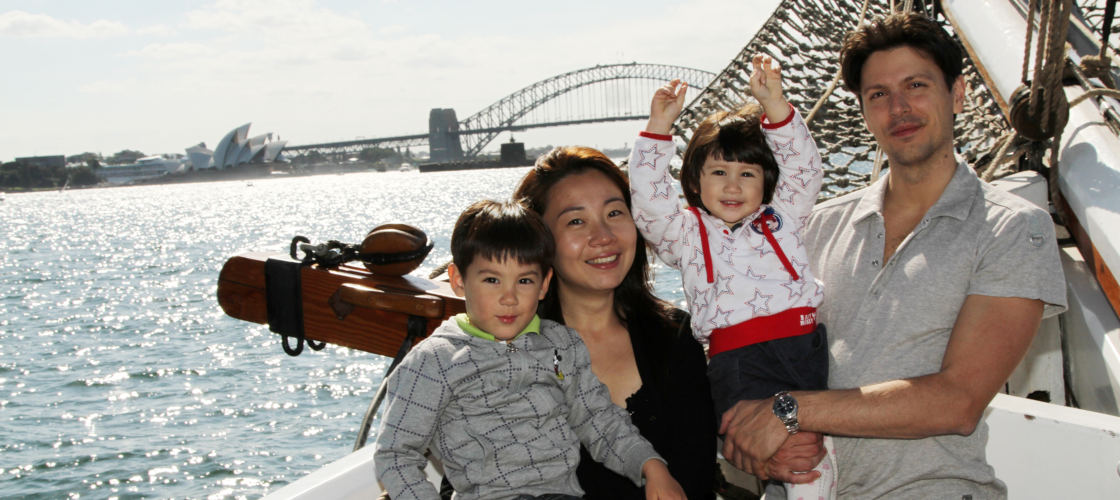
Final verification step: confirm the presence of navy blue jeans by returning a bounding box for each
[707,323,829,420]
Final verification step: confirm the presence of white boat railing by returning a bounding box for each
[261,393,1120,499]
[985,393,1120,498]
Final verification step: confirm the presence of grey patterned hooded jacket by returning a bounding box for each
[374,316,662,500]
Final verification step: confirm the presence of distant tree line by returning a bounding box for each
[0,150,147,190]
[289,146,412,169]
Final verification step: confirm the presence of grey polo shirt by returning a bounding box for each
[802,162,1067,499]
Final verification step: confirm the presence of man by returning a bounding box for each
[719,12,1067,499]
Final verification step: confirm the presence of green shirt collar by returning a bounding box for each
[455,313,540,342]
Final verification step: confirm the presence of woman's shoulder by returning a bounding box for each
[632,306,695,344]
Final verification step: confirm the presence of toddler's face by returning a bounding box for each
[449,256,550,341]
[698,156,765,226]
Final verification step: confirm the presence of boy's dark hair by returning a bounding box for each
[840,12,963,98]
[450,199,554,273]
[680,103,780,210]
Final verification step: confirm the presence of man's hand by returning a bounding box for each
[719,397,790,479]
[765,431,826,484]
[749,54,791,123]
[641,459,686,500]
[645,79,688,136]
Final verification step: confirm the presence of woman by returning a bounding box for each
[513,146,717,499]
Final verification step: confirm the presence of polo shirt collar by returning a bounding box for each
[850,161,977,225]
[925,161,978,222]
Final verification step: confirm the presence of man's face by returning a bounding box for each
[858,46,964,169]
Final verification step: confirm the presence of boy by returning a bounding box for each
[374,199,684,500]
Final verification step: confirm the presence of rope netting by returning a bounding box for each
[674,0,1117,201]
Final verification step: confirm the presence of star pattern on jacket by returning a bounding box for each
[649,174,675,199]
[771,138,798,163]
[781,277,805,300]
[686,245,706,277]
[719,240,737,266]
[744,266,765,282]
[636,143,665,169]
[746,289,773,316]
[707,305,734,330]
[776,183,798,206]
[751,237,773,259]
[788,255,807,278]
[793,166,819,188]
[690,286,711,311]
[664,210,684,229]
[713,271,735,301]
[811,283,825,303]
[784,226,804,249]
[655,236,680,259]
[634,212,658,235]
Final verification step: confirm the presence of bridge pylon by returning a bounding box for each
[428,108,464,162]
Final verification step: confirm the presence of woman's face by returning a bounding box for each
[540,170,638,296]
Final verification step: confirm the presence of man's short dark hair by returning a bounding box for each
[450,199,553,273]
[840,12,963,97]
[681,103,780,209]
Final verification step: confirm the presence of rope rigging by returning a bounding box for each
[674,0,1119,201]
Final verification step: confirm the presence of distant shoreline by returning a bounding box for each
[121,162,383,188]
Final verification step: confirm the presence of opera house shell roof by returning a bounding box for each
[185,123,287,169]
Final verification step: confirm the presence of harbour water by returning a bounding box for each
[0,168,683,498]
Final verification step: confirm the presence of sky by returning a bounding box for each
[0,0,782,162]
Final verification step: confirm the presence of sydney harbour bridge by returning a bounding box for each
[281,63,716,162]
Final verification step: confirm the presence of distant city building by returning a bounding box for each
[15,155,65,169]
[101,155,185,185]
[192,123,287,169]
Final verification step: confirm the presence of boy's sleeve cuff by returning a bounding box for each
[639,131,673,141]
[760,102,796,129]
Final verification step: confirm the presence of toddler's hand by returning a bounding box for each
[750,54,791,123]
[642,459,686,500]
[645,79,688,136]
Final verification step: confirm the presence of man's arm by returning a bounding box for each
[720,294,1044,475]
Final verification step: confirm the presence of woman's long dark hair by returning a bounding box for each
[513,146,684,367]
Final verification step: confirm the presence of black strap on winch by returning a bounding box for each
[353,315,427,450]
[290,234,433,269]
[264,256,325,356]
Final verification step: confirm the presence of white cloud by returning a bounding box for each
[378,24,407,36]
[137,24,177,37]
[0,10,128,38]
[184,0,368,41]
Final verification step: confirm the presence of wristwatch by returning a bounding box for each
[772,391,800,434]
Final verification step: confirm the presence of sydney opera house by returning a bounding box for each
[185,123,286,170]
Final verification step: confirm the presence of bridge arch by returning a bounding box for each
[459,62,716,157]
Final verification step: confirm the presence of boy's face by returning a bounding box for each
[448,256,551,341]
[698,156,765,226]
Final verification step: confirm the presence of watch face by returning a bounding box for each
[774,393,797,419]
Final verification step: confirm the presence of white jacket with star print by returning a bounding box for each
[627,108,824,344]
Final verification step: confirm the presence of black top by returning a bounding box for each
[576,312,717,499]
